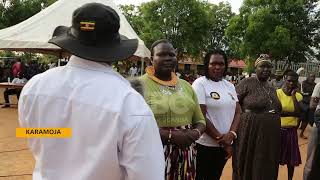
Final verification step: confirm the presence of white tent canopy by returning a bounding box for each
[0,0,150,58]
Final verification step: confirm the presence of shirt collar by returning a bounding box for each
[66,55,130,85]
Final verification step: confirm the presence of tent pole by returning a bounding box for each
[58,51,62,67]
[141,58,144,76]
[237,68,240,83]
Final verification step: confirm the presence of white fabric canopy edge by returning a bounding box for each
[0,0,150,59]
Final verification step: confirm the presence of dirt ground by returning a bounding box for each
[0,89,310,180]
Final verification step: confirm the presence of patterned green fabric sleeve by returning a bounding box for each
[192,90,206,125]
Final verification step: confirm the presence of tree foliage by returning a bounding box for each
[205,2,235,52]
[120,0,234,58]
[1,0,318,64]
[0,0,57,29]
[226,0,320,62]
[141,0,211,57]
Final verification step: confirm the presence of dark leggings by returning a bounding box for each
[287,165,294,180]
[196,143,227,180]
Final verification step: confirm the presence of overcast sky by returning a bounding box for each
[114,0,244,13]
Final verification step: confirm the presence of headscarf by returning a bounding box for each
[254,54,272,67]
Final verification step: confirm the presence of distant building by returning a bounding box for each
[177,56,246,75]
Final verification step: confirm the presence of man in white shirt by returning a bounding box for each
[18,3,164,180]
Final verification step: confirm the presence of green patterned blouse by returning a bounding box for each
[140,74,205,127]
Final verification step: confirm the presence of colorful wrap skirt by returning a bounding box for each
[279,127,302,166]
[162,125,197,180]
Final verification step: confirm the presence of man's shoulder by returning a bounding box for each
[23,67,133,95]
[26,66,63,81]
[314,82,320,90]
[20,67,64,93]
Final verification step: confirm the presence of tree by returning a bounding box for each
[120,0,235,59]
[0,0,57,29]
[119,4,144,36]
[225,0,320,62]
[205,2,235,54]
[140,0,212,57]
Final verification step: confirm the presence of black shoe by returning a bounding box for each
[1,105,10,108]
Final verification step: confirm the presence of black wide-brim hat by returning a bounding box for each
[48,3,138,62]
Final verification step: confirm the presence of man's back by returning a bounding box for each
[18,57,164,180]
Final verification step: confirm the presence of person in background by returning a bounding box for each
[12,57,23,78]
[304,81,320,180]
[304,106,320,180]
[18,3,165,180]
[140,39,206,180]
[192,49,241,180]
[283,69,302,92]
[233,54,281,180]
[225,73,231,82]
[300,73,316,139]
[2,72,27,108]
[231,76,237,85]
[48,61,57,69]
[176,71,181,78]
[270,69,284,89]
[277,71,302,180]
[129,64,138,77]
[24,60,39,80]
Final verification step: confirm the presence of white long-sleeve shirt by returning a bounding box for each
[12,77,27,84]
[18,56,165,180]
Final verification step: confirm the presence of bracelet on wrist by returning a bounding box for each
[229,131,237,139]
[193,128,202,139]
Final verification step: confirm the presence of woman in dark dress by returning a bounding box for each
[233,54,281,180]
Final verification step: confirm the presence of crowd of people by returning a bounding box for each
[15,3,319,180]
[0,57,51,107]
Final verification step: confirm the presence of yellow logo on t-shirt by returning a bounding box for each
[210,92,220,100]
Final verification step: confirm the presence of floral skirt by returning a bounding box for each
[162,125,197,180]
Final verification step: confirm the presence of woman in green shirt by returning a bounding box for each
[140,39,206,180]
